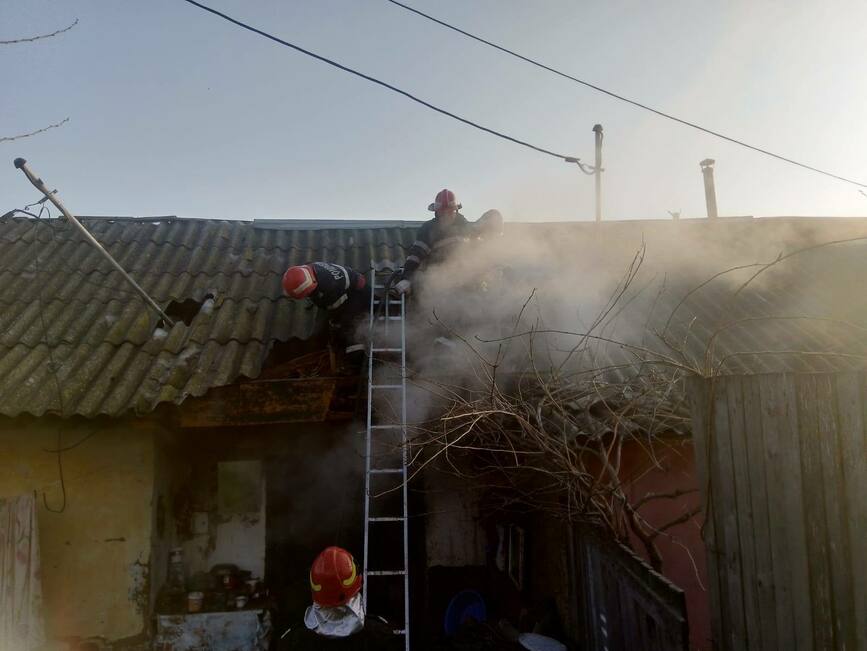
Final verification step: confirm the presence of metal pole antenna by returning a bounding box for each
[593,124,603,222]
[13,158,175,327]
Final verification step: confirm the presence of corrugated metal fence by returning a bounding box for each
[688,372,867,650]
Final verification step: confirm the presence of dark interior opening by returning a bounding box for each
[158,293,215,328]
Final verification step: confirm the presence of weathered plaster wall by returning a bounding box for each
[180,479,266,579]
[150,430,181,618]
[0,416,159,645]
[170,433,270,581]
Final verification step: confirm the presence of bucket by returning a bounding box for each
[187,591,204,613]
[444,590,487,636]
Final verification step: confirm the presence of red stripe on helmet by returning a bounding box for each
[434,188,456,210]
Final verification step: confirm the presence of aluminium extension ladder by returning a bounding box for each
[362,268,410,650]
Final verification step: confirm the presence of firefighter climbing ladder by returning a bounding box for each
[363,268,410,650]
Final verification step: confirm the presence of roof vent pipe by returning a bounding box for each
[593,124,603,222]
[700,159,718,219]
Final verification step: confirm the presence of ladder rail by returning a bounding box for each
[400,290,410,650]
[363,267,410,650]
[362,266,376,614]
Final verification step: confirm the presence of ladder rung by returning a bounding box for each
[393,629,406,635]
[376,316,403,321]
[369,516,405,522]
[369,468,404,474]
[371,384,402,389]
[367,570,406,576]
[370,424,403,430]
[372,347,402,352]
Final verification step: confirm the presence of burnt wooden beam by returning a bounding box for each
[179,377,350,428]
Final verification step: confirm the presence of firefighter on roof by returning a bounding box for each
[282,262,370,359]
[393,189,503,295]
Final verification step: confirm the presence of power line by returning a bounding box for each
[385,0,867,189]
[179,0,580,163]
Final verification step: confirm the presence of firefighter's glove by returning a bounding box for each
[387,268,404,287]
[395,279,412,295]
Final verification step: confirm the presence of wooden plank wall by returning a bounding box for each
[687,373,867,651]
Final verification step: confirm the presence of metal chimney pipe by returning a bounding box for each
[700,159,718,219]
[593,124,603,222]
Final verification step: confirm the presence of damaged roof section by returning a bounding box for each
[0,216,416,418]
[4,214,867,419]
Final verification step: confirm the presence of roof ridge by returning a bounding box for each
[0,232,415,251]
[0,293,293,307]
[0,332,304,354]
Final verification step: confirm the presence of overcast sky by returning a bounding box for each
[3,0,867,222]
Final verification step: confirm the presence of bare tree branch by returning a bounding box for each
[0,18,79,45]
[0,118,70,143]
[398,274,695,576]
[653,505,703,536]
[633,488,699,511]
[388,233,867,586]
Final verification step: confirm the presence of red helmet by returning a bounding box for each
[428,188,461,212]
[282,264,318,299]
[309,546,361,607]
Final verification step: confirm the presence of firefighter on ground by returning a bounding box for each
[392,188,503,295]
[276,546,399,649]
[282,262,370,359]
[304,546,365,637]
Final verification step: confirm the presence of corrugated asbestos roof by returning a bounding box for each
[0,216,417,417]
[541,218,867,381]
[3,215,867,418]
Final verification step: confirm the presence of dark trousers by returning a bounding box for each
[329,285,372,352]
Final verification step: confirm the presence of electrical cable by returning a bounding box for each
[9,207,136,514]
[27,205,68,513]
[384,0,867,189]
[45,428,67,513]
[42,426,99,453]
[4,209,159,300]
[178,0,581,163]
